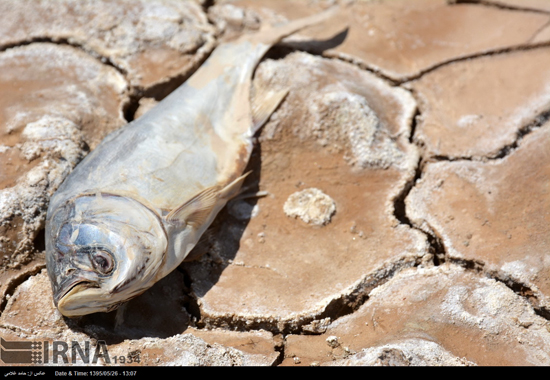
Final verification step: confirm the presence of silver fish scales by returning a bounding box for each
[45,9,336,317]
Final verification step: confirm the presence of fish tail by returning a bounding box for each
[241,6,339,51]
[214,7,340,183]
[243,7,341,135]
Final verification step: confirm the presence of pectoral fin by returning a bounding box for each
[219,171,251,200]
[165,172,251,228]
[165,185,221,228]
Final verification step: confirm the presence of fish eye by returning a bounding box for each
[89,249,114,275]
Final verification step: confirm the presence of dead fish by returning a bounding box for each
[45,9,337,317]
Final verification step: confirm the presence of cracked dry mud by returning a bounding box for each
[1,0,550,367]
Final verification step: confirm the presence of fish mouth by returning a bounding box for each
[53,277,96,306]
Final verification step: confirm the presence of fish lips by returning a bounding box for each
[52,273,96,307]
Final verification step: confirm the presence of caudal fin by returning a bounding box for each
[244,7,340,136]
[213,7,341,183]
[239,6,340,49]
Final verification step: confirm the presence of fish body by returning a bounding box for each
[45,9,336,317]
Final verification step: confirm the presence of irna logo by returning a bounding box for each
[0,338,111,364]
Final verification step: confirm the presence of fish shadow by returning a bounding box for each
[64,144,263,344]
[178,141,264,317]
[280,27,349,56]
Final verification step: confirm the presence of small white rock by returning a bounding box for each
[283,188,336,226]
[326,335,340,348]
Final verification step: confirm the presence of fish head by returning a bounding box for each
[45,193,168,317]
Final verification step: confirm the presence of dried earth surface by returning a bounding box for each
[1,0,550,366]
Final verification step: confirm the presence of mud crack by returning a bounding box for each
[0,37,127,76]
[400,42,550,84]
[190,255,423,336]
[391,82,550,321]
[447,257,550,321]
[0,263,45,315]
[491,107,550,159]
[0,37,142,126]
[391,100,448,269]
[422,100,550,164]
[451,0,550,14]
